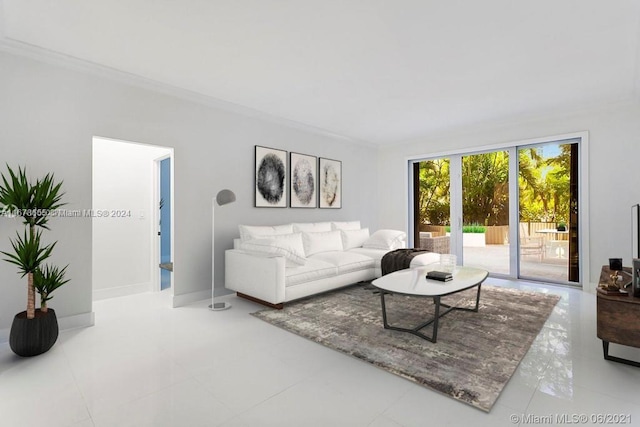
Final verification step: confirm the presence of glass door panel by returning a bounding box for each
[461,151,510,274]
[518,142,579,283]
[414,158,451,255]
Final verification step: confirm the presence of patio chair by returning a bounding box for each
[519,223,544,261]
[546,239,569,259]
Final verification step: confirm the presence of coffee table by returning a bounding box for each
[371,265,489,343]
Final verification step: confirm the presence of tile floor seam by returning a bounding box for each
[59,339,96,425]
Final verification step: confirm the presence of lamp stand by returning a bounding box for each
[211,190,236,312]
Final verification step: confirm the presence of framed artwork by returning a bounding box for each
[290,152,317,208]
[255,145,287,208]
[319,157,341,209]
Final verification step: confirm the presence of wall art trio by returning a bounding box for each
[255,145,341,209]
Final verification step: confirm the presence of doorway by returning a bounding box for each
[517,141,579,282]
[92,137,174,300]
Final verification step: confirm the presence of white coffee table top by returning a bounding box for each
[372,264,489,297]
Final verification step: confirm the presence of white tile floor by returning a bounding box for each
[1,279,640,427]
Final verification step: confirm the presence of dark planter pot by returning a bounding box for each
[9,309,59,357]
[557,225,566,231]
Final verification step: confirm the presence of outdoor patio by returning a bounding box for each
[463,243,572,283]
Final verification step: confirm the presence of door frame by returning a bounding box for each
[406,131,590,287]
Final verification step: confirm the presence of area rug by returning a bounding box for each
[252,283,560,412]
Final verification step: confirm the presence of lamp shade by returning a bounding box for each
[216,189,236,206]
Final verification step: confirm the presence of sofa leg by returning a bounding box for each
[237,292,284,310]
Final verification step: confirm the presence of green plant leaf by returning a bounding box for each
[0,165,66,229]
[34,264,70,302]
[0,229,55,276]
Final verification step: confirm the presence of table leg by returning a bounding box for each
[378,287,482,343]
[432,296,440,343]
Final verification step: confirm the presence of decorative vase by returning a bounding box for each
[9,309,59,357]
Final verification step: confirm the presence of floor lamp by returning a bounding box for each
[210,189,236,311]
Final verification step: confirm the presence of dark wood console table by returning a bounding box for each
[596,266,640,367]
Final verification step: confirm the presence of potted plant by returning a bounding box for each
[557,221,567,232]
[445,224,487,247]
[0,165,68,357]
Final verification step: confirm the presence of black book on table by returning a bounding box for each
[426,271,453,281]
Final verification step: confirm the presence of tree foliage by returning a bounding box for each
[462,151,509,226]
[417,159,450,226]
[417,144,571,227]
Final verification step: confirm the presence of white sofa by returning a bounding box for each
[225,221,440,308]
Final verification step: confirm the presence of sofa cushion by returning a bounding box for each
[285,259,337,286]
[363,229,407,250]
[292,222,332,233]
[302,230,343,256]
[240,233,307,266]
[331,221,361,231]
[239,224,293,242]
[340,228,370,249]
[310,251,375,275]
[347,247,390,268]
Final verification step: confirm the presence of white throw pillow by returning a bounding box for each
[239,224,293,242]
[302,230,344,256]
[363,229,407,250]
[240,233,307,266]
[341,228,370,250]
[331,221,361,231]
[292,222,332,233]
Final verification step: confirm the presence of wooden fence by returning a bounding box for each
[420,222,568,245]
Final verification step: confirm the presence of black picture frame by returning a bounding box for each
[290,152,317,208]
[318,157,342,209]
[255,146,287,208]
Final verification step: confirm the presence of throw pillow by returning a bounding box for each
[363,229,407,250]
[240,233,307,266]
[239,224,293,242]
[302,230,344,256]
[292,222,333,233]
[341,228,370,249]
[331,221,361,231]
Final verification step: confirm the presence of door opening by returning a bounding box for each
[92,136,173,300]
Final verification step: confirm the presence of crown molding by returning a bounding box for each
[0,36,375,148]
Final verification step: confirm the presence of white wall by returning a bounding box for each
[92,138,172,299]
[377,101,640,289]
[0,50,380,339]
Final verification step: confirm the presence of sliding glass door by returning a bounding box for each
[518,141,579,283]
[412,138,581,285]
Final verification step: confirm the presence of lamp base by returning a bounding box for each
[209,301,231,311]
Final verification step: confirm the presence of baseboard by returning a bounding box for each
[58,311,95,332]
[172,289,211,308]
[0,311,95,345]
[93,282,152,301]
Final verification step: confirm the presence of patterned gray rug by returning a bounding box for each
[252,283,560,412]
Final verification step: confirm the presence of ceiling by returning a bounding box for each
[2,0,640,145]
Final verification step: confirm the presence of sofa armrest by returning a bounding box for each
[224,249,286,305]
